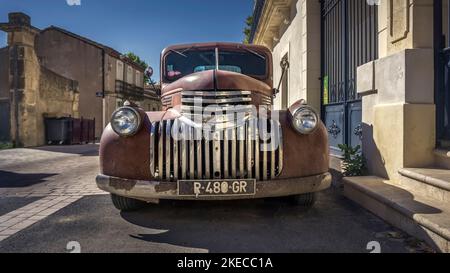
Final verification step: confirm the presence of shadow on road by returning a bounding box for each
[118,191,413,253]
[122,199,315,252]
[31,144,99,157]
[0,170,57,188]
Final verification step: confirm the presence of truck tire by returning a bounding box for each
[110,194,146,211]
[289,192,317,207]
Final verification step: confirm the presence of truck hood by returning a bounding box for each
[161,70,273,96]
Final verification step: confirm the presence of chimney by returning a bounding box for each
[8,12,31,27]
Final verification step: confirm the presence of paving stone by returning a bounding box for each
[0,229,19,236]
[1,219,21,227]
[0,215,14,223]
[10,219,37,230]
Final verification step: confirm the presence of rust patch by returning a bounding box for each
[109,177,137,191]
[155,183,175,193]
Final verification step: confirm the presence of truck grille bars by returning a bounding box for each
[181,90,252,108]
[150,118,283,181]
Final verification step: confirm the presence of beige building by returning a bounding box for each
[251,0,450,252]
[0,12,161,147]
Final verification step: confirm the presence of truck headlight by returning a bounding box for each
[290,106,318,134]
[111,107,142,137]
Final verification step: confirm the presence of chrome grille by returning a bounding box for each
[181,91,252,108]
[161,95,172,108]
[150,118,283,181]
[261,94,272,106]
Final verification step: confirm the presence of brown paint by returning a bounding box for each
[100,109,329,181]
[99,42,330,190]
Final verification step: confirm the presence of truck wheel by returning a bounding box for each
[110,194,146,211]
[289,192,317,207]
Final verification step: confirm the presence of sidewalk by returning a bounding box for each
[0,144,105,242]
[0,144,103,197]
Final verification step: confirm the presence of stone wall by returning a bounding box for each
[39,67,79,117]
[378,0,434,58]
[358,0,436,180]
[36,29,104,138]
[33,67,79,145]
[0,13,80,147]
[12,43,41,147]
[9,44,79,147]
[271,0,303,110]
[104,54,117,94]
[252,0,321,112]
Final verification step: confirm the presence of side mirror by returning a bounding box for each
[145,66,154,79]
[145,66,161,96]
[274,58,290,98]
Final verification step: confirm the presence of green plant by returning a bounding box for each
[243,16,253,44]
[0,142,13,150]
[338,144,367,177]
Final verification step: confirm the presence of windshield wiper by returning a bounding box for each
[169,49,188,58]
[170,46,197,58]
[244,47,266,60]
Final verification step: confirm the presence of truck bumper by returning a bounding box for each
[96,173,332,202]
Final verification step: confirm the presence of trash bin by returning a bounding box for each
[44,117,72,145]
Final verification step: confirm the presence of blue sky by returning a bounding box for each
[0,0,254,80]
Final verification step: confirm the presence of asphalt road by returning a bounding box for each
[0,145,432,253]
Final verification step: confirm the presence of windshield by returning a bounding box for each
[164,48,267,81]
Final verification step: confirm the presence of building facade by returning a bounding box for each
[0,12,161,147]
[251,0,450,252]
[0,13,80,147]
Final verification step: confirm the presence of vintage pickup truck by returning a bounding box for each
[96,42,331,211]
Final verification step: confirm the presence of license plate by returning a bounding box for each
[178,179,256,197]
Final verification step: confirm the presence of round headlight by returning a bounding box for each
[291,106,318,134]
[110,107,142,137]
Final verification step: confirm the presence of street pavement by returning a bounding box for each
[0,145,433,253]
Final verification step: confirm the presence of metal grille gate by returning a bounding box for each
[321,0,378,155]
[435,0,450,147]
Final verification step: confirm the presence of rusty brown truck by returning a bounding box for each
[96,42,331,211]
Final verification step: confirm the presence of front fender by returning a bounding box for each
[99,110,330,181]
[100,123,152,181]
[276,111,329,179]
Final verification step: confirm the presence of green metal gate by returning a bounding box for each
[321,0,378,155]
